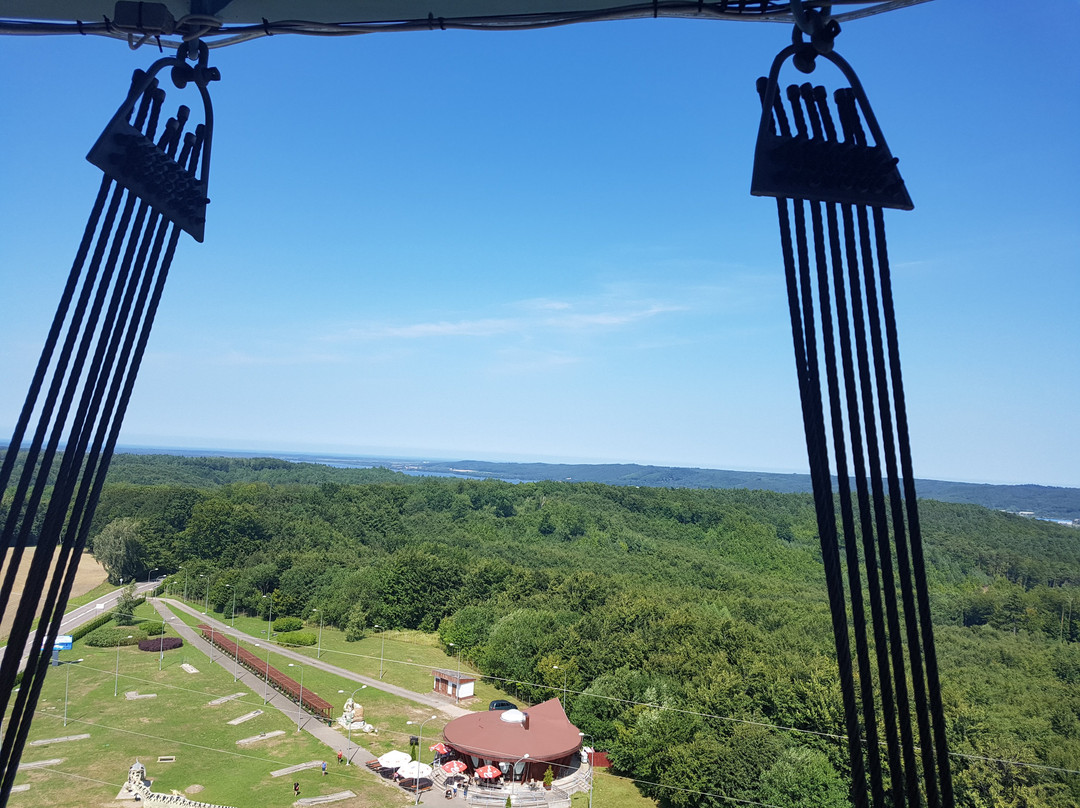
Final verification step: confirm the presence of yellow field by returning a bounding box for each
[0,548,107,641]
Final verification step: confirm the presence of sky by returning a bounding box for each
[1,3,1078,488]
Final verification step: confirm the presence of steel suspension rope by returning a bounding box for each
[751,20,953,808]
[0,44,217,803]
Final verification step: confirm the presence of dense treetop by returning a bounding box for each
[65,455,1080,806]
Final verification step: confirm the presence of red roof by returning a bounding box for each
[442,699,581,762]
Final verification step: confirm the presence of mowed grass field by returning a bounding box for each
[168,596,531,711]
[0,550,108,642]
[8,603,420,808]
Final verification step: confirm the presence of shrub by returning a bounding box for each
[72,609,115,641]
[277,631,317,647]
[138,637,182,652]
[144,621,166,636]
[84,626,146,647]
[273,616,303,633]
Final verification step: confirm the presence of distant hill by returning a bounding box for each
[58,448,1078,522]
[403,460,1080,522]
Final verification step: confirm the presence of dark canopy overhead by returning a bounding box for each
[0,1,931,48]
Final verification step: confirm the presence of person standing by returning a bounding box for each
[337,749,343,764]
[322,761,328,776]
[293,782,300,796]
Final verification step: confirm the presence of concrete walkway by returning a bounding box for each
[148,599,380,769]
[155,598,469,720]
[151,598,475,804]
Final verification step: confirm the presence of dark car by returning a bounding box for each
[488,699,517,711]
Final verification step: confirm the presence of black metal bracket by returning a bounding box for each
[751,42,913,211]
[85,40,218,241]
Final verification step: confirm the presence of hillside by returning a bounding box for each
[80,455,1080,807]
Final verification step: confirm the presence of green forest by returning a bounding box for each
[73,454,1080,807]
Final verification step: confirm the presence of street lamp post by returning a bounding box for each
[181,568,187,602]
[579,732,594,808]
[254,643,271,704]
[511,752,530,784]
[225,584,236,627]
[159,618,170,670]
[200,573,212,615]
[312,608,323,659]
[232,633,240,681]
[374,625,385,680]
[406,715,437,805]
[342,685,367,764]
[288,663,305,732]
[553,664,568,709]
[114,636,133,696]
[63,659,83,727]
[263,593,274,643]
[448,642,461,704]
[147,568,157,588]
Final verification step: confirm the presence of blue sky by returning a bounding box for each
[1,3,1078,487]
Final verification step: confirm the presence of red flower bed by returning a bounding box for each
[138,637,183,652]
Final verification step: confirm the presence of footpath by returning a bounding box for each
[150,599,474,804]
[155,598,470,721]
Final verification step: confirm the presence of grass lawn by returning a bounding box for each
[165,604,452,762]
[7,611,417,808]
[169,598,528,711]
[571,768,657,807]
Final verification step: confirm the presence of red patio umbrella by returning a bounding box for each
[475,765,502,779]
[429,742,450,755]
[442,760,468,775]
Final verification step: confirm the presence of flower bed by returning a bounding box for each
[138,637,183,652]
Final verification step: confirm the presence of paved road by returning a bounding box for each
[9,579,159,674]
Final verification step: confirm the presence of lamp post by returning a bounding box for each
[406,715,437,805]
[579,732,594,808]
[159,618,170,670]
[181,567,187,602]
[225,584,236,627]
[512,752,530,784]
[232,633,240,681]
[263,593,274,643]
[200,573,212,615]
[448,642,461,704]
[374,624,385,680]
[114,636,133,697]
[313,608,323,659]
[553,664,568,709]
[288,663,305,732]
[254,643,271,704]
[63,658,83,727]
[146,568,157,588]
[340,685,368,764]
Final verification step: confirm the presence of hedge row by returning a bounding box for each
[71,609,116,641]
[84,627,147,647]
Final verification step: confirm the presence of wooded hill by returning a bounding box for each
[74,455,1080,806]
[394,458,1080,521]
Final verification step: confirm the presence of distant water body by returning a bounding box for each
[115,445,533,483]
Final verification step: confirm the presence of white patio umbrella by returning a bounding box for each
[378,750,414,769]
[397,760,433,779]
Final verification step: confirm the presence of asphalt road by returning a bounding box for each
[8,578,159,674]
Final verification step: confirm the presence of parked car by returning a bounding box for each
[488,699,517,711]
